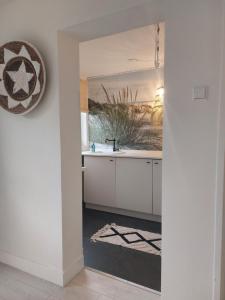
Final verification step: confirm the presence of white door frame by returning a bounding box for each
[58,1,225,299]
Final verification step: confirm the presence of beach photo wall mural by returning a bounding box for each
[88,68,164,151]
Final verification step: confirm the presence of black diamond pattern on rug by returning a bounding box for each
[100,226,161,252]
[91,223,161,256]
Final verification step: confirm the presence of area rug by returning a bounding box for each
[91,223,161,256]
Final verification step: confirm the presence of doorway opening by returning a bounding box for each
[80,23,164,292]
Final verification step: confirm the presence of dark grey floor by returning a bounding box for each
[83,208,161,291]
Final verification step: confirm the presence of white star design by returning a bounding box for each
[0,46,42,111]
[7,61,34,95]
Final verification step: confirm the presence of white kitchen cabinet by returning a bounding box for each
[153,160,162,216]
[84,156,116,207]
[116,158,153,214]
[84,155,162,217]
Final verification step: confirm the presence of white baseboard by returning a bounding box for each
[63,255,84,286]
[86,203,161,222]
[0,249,84,287]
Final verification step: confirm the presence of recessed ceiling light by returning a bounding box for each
[128,58,139,62]
[128,58,152,63]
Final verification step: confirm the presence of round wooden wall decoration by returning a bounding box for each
[0,41,46,115]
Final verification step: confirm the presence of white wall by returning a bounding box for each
[57,32,84,283]
[215,2,225,298]
[0,4,63,283]
[0,0,225,299]
[0,0,150,285]
[162,0,224,299]
[220,163,225,300]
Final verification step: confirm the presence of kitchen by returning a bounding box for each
[80,23,164,292]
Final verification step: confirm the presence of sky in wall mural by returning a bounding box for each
[88,69,164,151]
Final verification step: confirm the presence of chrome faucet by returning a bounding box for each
[105,138,119,152]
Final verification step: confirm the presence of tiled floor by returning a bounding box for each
[0,263,160,300]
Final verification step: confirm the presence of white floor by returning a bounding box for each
[0,263,161,300]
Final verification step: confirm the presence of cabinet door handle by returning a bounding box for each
[110,159,114,162]
[146,161,151,164]
[154,162,159,165]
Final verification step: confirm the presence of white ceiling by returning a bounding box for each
[79,23,164,79]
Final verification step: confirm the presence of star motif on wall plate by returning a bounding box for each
[0,41,46,115]
[7,60,34,95]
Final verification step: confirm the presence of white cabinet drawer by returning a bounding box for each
[116,158,153,214]
[84,156,162,217]
[84,156,116,207]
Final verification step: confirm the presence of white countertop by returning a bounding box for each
[82,150,162,159]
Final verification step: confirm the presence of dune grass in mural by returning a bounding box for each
[89,85,163,150]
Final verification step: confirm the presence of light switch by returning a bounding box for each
[192,86,208,100]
